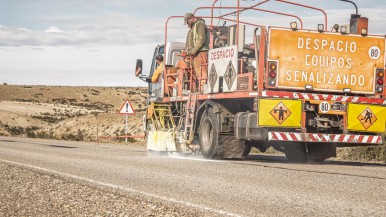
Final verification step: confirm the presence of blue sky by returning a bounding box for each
[1,0,385,86]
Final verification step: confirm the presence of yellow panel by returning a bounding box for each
[347,103,386,133]
[258,99,302,127]
[269,28,385,94]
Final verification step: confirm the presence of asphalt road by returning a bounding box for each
[0,136,385,216]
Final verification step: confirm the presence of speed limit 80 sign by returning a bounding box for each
[317,101,346,115]
[368,46,381,60]
[319,101,331,114]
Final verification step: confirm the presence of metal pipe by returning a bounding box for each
[338,0,358,15]
[210,0,220,49]
[194,6,303,29]
[210,0,271,19]
[236,0,240,50]
[165,15,263,46]
[258,27,267,94]
[253,27,260,90]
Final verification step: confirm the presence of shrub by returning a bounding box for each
[339,145,386,163]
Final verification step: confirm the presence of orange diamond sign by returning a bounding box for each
[357,107,377,130]
[270,102,291,124]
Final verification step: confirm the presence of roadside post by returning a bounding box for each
[118,99,135,143]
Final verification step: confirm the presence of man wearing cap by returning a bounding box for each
[184,13,210,92]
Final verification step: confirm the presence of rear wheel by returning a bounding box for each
[198,107,247,159]
[242,143,252,157]
[283,142,308,163]
[307,143,336,163]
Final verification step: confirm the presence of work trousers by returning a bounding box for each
[193,51,208,92]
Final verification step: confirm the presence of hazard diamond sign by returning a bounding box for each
[357,107,377,130]
[118,99,135,115]
[224,60,236,90]
[270,102,292,124]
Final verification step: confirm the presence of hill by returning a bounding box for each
[0,84,147,143]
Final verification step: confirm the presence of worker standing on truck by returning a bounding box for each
[151,55,164,83]
[184,12,210,92]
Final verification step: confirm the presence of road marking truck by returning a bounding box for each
[135,0,385,162]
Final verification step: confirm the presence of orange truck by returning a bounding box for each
[135,0,385,162]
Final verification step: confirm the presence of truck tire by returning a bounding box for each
[198,107,247,159]
[242,143,252,157]
[283,142,308,162]
[199,107,221,159]
[307,143,336,163]
[218,136,248,159]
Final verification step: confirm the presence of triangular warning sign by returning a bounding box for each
[118,99,135,115]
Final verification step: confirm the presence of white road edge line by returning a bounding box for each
[0,159,240,217]
[167,155,227,162]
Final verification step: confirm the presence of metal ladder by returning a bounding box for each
[183,93,198,144]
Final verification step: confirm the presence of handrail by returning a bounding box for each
[194,6,303,29]
[210,0,220,48]
[213,0,271,19]
[164,15,263,52]
[210,0,270,47]
[164,15,263,94]
[164,15,183,57]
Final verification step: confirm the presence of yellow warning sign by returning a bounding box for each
[270,102,292,124]
[357,108,377,130]
[347,103,386,133]
[259,99,301,127]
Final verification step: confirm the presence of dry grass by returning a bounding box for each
[337,145,386,163]
[0,84,147,143]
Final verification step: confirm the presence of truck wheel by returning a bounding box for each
[199,107,248,159]
[309,155,326,163]
[243,141,253,157]
[242,143,252,157]
[217,136,248,159]
[199,107,220,159]
[307,143,336,163]
[283,142,308,162]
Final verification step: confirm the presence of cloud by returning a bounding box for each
[0,44,154,86]
[0,14,170,47]
[44,26,67,33]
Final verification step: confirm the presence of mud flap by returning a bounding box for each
[147,131,177,152]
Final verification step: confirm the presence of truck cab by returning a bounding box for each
[136,42,185,102]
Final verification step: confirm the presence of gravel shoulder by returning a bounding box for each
[0,162,219,217]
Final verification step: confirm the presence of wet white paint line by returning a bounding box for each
[167,154,227,162]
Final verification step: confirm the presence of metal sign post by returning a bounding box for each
[125,115,128,143]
